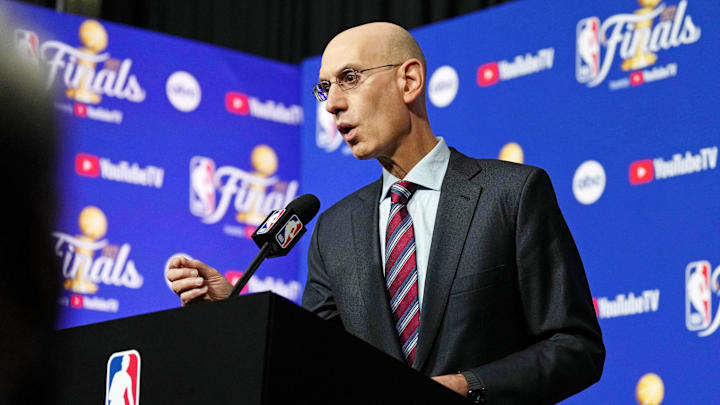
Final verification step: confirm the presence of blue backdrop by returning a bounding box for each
[3,0,719,403]
[3,1,303,328]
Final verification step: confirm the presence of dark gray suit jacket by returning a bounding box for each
[302,148,605,404]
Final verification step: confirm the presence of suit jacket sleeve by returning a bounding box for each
[302,213,340,322]
[463,168,605,404]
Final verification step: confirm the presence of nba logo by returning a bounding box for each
[576,17,600,84]
[14,29,39,65]
[276,215,302,249]
[189,156,216,218]
[257,209,284,235]
[105,349,140,405]
[686,261,712,331]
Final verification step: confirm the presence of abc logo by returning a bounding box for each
[572,160,606,205]
[166,71,202,112]
[428,65,459,108]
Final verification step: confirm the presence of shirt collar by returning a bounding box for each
[380,137,450,202]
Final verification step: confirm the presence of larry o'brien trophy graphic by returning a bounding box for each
[636,373,664,405]
[622,0,662,71]
[498,142,524,164]
[236,145,279,226]
[65,20,108,104]
[62,206,107,293]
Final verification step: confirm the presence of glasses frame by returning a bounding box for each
[313,63,401,102]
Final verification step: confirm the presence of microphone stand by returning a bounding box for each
[226,242,272,298]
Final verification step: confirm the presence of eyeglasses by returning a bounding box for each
[312,63,400,102]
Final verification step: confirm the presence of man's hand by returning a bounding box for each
[432,373,469,397]
[166,257,232,306]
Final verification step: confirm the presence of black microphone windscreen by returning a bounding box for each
[287,194,320,224]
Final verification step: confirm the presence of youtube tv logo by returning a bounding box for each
[592,297,599,317]
[629,159,654,185]
[225,92,250,115]
[476,48,554,88]
[225,270,250,294]
[74,103,88,117]
[477,62,500,87]
[225,91,302,124]
[75,153,100,177]
[630,71,644,86]
[70,294,84,309]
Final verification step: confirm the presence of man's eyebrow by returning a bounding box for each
[319,64,359,81]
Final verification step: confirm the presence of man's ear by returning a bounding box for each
[398,58,425,104]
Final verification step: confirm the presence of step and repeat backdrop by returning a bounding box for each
[2,2,304,328]
[4,0,719,403]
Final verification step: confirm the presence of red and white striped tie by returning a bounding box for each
[385,181,420,366]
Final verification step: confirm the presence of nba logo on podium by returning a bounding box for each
[106,349,141,405]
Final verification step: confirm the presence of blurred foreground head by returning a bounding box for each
[0,16,60,404]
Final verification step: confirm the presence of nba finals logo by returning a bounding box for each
[576,0,701,88]
[686,260,720,337]
[189,145,299,226]
[54,206,143,295]
[106,350,141,405]
[16,19,146,103]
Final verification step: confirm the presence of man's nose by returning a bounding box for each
[325,83,347,115]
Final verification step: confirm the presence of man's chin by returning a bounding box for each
[347,143,374,161]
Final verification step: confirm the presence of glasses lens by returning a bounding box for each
[313,83,327,102]
[342,71,359,89]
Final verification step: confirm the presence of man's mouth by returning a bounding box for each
[336,123,356,140]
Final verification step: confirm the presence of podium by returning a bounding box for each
[55,292,466,404]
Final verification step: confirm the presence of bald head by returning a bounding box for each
[320,22,428,116]
[318,22,435,165]
[323,22,426,75]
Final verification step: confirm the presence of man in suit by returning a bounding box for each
[167,22,604,403]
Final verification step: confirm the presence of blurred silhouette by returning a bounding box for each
[0,18,61,405]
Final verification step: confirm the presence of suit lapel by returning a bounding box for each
[351,179,405,361]
[415,149,483,371]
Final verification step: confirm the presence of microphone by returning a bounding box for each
[226,194,320,298]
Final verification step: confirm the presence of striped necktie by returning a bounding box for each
[385,180,420,366]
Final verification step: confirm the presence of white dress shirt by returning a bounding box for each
[379,137,451,308]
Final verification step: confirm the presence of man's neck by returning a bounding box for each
[377,126,437,179]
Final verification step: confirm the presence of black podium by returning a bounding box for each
[55,292,466,404]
